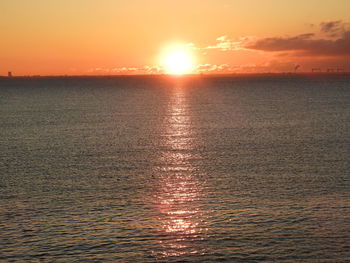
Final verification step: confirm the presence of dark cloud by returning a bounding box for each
[320,20,344,36]
[246,31,350,56]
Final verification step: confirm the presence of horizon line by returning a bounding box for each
[1,71,350,78]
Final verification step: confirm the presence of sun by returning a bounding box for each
[160,46,195,75]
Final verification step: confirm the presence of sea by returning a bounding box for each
[0,74,349,262]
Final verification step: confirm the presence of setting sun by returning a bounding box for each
[161,47,195,75]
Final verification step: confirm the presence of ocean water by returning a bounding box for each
[0,74,349,262]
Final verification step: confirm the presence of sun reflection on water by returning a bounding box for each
[152,84,209,259]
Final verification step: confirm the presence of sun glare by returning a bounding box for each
[161,46,195,75]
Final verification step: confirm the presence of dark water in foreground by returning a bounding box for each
[0,75,349,262]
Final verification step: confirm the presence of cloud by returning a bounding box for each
[89,66,161,74]
[196,63,231,72]
[204,36,242,51]
[246,30,350,56]
[196,21,350,57]
[112,66,161,74]
[320,20,346,37]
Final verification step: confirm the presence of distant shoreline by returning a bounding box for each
[1,72,350,79]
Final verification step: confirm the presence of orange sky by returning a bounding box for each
[1,0,350,75]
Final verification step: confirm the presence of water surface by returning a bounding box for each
[1,75,349,262]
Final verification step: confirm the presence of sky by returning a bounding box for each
[1,0,350,75]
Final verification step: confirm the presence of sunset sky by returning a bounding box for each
[1,0,350,75]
